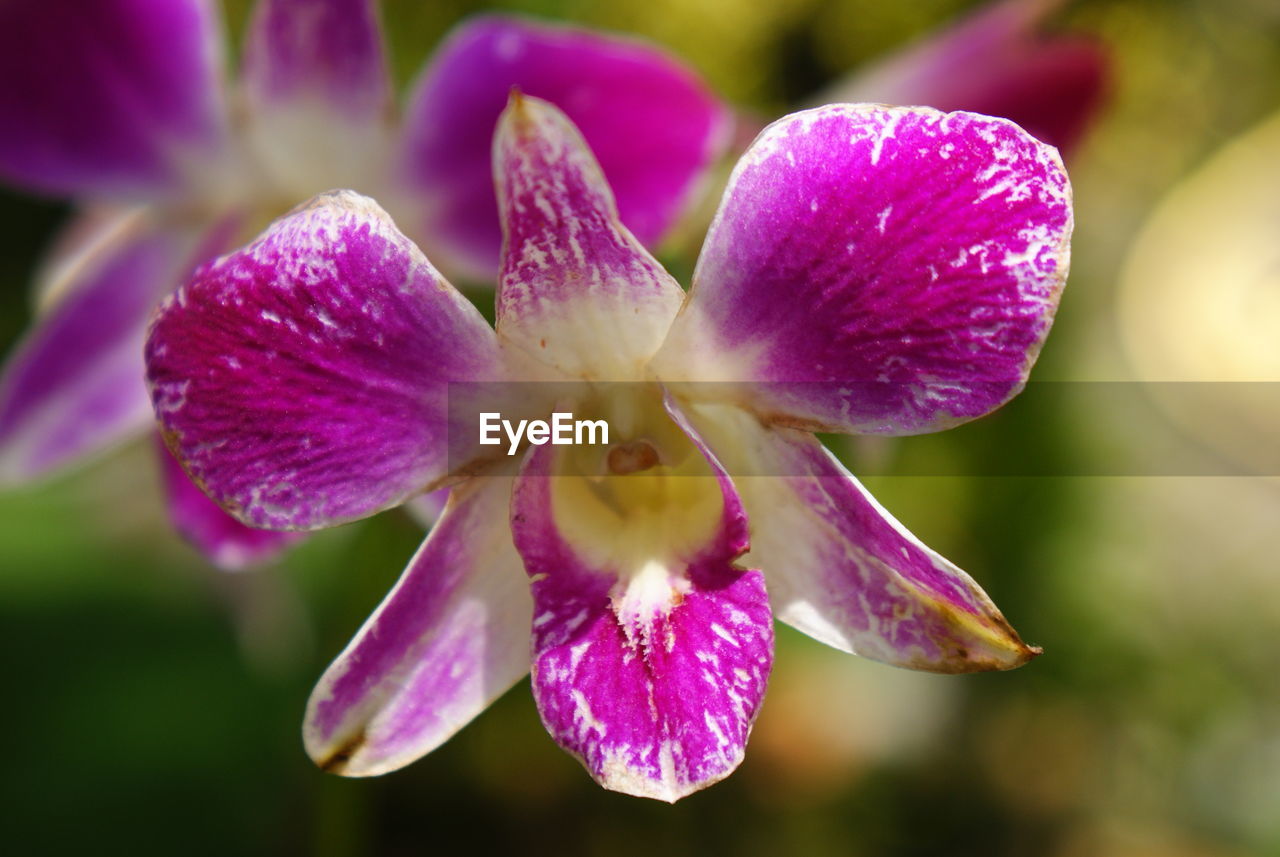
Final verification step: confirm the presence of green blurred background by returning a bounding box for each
[3,1,1280,854]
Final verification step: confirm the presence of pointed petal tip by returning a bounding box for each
[302,478,530,778]
[496,91,559,141]
[305,727,393,778]
[908,603,1042,674]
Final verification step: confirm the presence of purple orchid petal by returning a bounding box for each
[0,220,197,483]
[511,401,772,801]
[157,437,301,570]
[494,95,686,380]
[825,0,1108,155]
[145,191,501,531]
[239,0,394,196]
[688,402,1039,671]
[655,104,1072,436]
[305,475,532,776]
[0,0,227,197]
[399,15,730,280]
[241,0,389,117]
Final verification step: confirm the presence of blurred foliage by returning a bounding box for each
[3,1,1280,855]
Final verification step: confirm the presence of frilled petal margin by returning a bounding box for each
[684,400,1039,672]
[654,104,1072,436]
[305,475,532,776]
[511,401,772,801]
[400,15,730,280]
[157,438,301,570]
[0,220,196,483]
[494,95,685,380]
[0,0,227,197]
[145,191,501,531]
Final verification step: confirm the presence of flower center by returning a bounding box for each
[606,440,661,475]
[549,385,726,584]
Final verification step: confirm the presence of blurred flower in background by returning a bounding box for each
[1118,108,1280,475]
[820,0,1107,155]
[0,0,1107,570]
[0,0,727,567]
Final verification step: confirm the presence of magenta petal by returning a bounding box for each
[0,0,226,197]
[145,191,501,530]
[157,438,301,570]
[400,15,730,280]
[494,96,686,379]
[657,104,1072,436]
[690,404,1038,671]
[305,476,531,776]
[241,0,389,117]
[0,220,197,482]
[829,0,1108,155]
[511,406,772,801]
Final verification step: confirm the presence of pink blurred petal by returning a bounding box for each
[825,0,1108,154]
[0,218,200,482]
[0,0,227,197]
[241,0,389,118]
[239,0,395,195]
[400,15,730,280]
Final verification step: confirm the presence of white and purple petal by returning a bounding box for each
[145,191,501,531]
[494,96,686,380]
[511,406,772,801]
[241,0,389,117]
[399,16,730,280]
[304,475,532,776]
[687,402,1039,672]
[239,0,394,197]
[0,220,199,482]
[0,0,227,197]
[157,438,301,570]
[655,104,1072,436]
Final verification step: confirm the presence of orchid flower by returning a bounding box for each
[0,0,727,566]
[144,93,1072,799]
